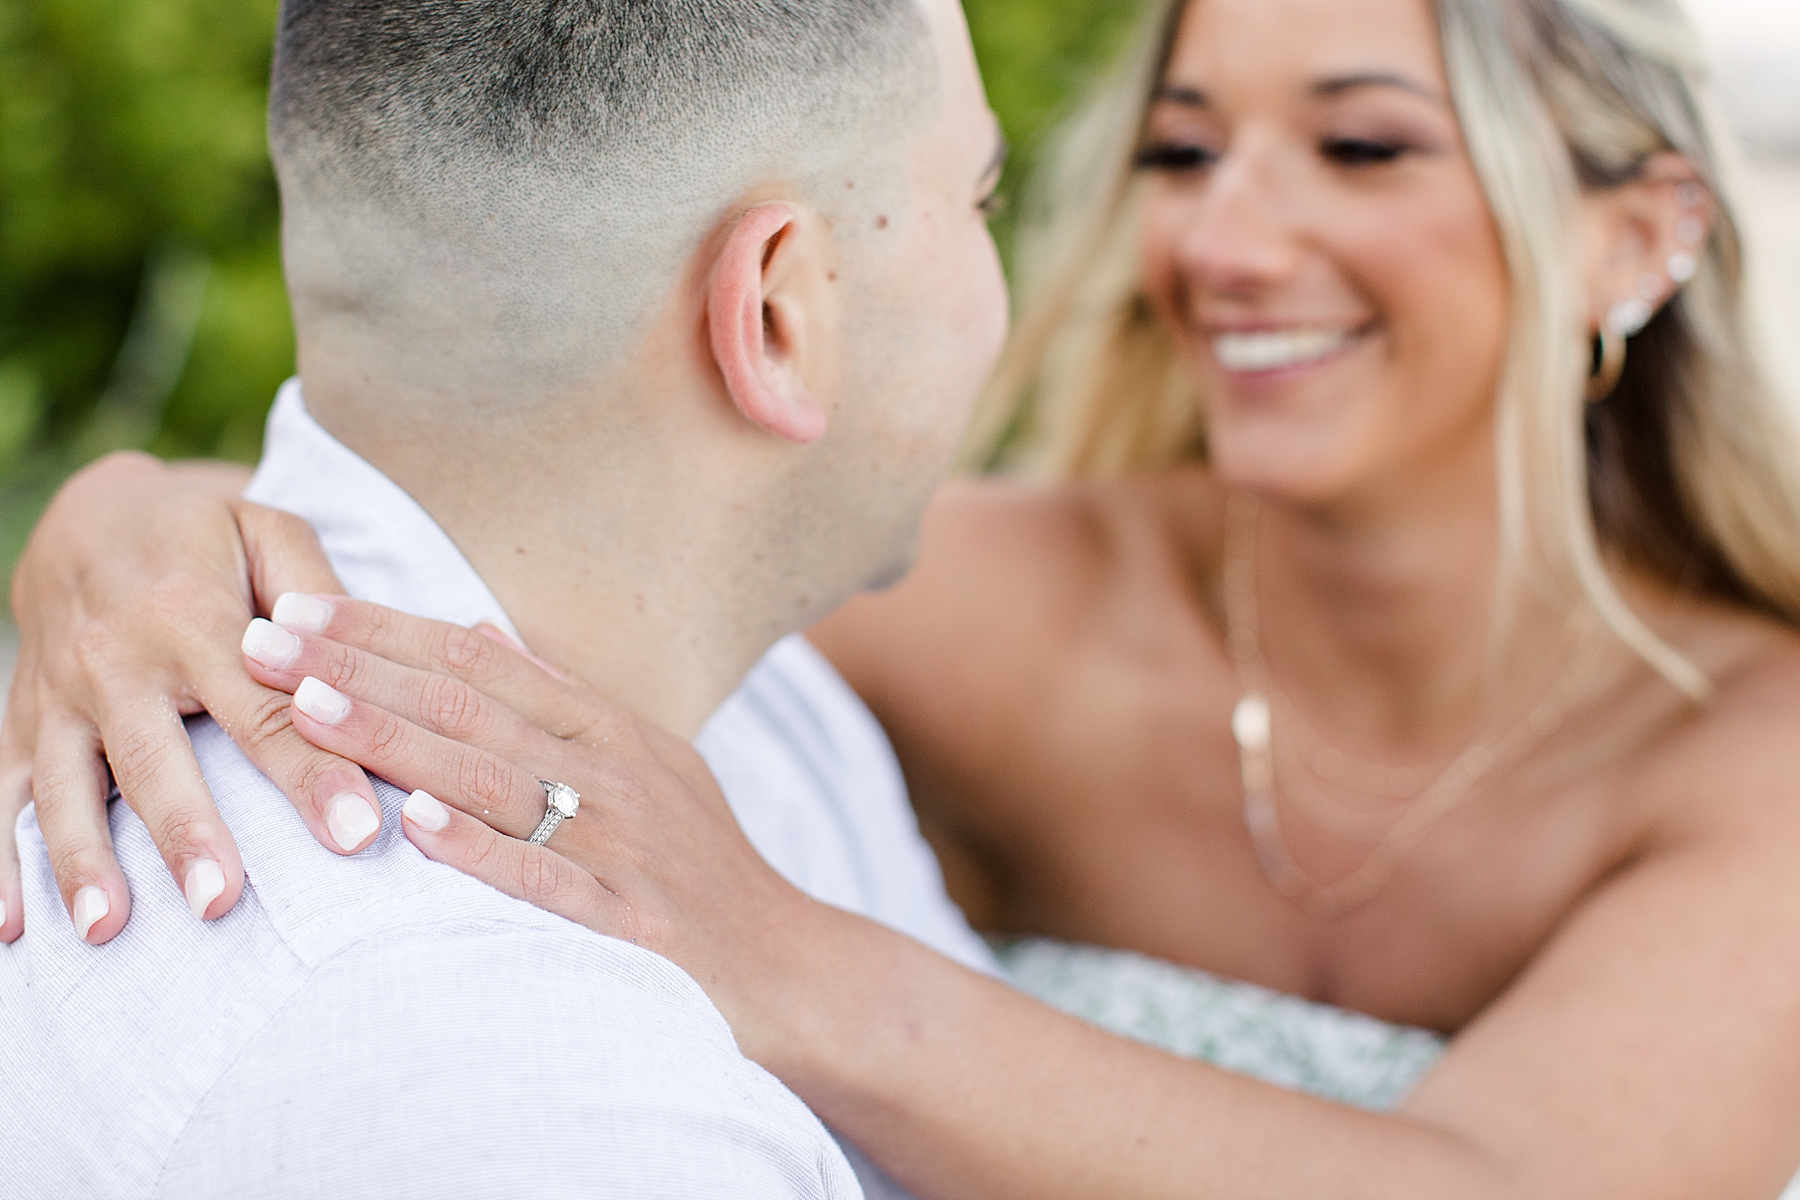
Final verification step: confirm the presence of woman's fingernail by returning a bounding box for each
[184,859,227,920]
[325,793,380,852]
[294,677,352,725]
[242,618,303,670]
[272,592,334,634]
[403,789,450,832]
[73,886,110,941]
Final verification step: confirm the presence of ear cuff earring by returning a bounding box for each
[1590,178,1709,403]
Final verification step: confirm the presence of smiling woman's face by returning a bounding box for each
[1138,0,1511,506]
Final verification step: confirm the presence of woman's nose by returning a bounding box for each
[1171,148,1304,297]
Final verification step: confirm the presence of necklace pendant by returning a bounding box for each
[1231,693,1272,752]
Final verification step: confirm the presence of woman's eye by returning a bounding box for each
[1134,142,1218,173]
[1321,137,1407,166]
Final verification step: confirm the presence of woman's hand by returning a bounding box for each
[238,594,814,1049]
[0,452,382,945]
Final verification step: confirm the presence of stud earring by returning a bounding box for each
[1668,252,1697,284]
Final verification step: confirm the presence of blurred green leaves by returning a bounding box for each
[0,0,288,591]
[968,0,1141,225]
[0,0,1136,608]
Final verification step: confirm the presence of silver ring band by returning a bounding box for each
[526,809,563,846]
[528,779,580,846]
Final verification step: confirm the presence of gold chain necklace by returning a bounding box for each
[1222,493,1602,920]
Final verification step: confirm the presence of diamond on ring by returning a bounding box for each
[528,779,580,845]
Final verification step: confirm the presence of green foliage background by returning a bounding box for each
[0,0,1141,606]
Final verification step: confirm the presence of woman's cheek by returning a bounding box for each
[1137,212,1188,334]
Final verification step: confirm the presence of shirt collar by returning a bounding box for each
[243,379,521,641]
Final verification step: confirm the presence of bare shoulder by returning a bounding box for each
[921,466,1225,620]
[810,468,1219,702]
[1635,604,1800,843]
[915,471,1171,578]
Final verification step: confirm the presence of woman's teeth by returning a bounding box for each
[1212,329,1352,373]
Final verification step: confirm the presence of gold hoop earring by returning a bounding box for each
[1587,324,1626,403]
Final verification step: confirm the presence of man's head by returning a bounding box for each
[275,0,937,394]
[272,0,1008,729]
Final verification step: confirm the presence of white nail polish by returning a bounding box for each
[73,886,110,941]
[403,789,450,832]
[242,618,303,670]
[326,793,380,852]
[0,896,8,929]
[272,592,334,634]
[184,859,226,920]
[294,677,352,725]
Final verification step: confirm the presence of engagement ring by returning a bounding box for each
[528,779,580,845]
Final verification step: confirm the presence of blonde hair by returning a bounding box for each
[973,0,1800,698]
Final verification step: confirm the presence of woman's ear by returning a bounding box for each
[707,202,831,445]
[1580,151,1713,335]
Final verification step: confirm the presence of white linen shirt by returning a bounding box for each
[0,382,994,1199]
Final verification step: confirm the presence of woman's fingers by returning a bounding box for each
[89,694,245,923]
[241,619,542,764]
[193,662,385,856]
[267,594,624,743]
[233,501,344,611]
[287,678,548,840]
[45,641,383,922]
[399,788,635,939]
[31,709,131,944]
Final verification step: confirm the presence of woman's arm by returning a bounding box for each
[762,817,1800,1199]
[0,452,372,944]
[243,594,1800,1200]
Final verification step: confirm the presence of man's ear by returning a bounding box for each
[707,202,830,446]
[1580,151,1712,334]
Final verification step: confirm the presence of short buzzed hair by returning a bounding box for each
[271,0,935,403]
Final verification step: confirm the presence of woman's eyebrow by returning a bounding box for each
[1151,72,1444,111]
[1310,71,1446,105]
[1153,83,1210,109]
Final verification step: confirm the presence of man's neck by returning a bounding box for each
[307,385,791,739]
[465,517,779,739]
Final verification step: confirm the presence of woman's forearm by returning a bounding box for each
[759,906,1503,1200]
